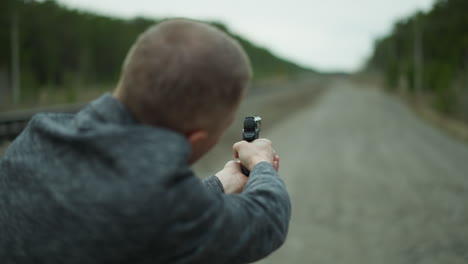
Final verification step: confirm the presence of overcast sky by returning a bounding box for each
[56,0,436,72]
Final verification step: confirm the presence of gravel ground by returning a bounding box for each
[253,79,468,263]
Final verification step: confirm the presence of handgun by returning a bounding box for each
[241,116,262,176]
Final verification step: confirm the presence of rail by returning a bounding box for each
[0,104,84,143]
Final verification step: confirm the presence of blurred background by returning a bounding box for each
[1,0,468,263]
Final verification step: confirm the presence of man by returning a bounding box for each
[0,19,291,263]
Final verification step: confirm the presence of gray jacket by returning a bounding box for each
[0,94,291,263]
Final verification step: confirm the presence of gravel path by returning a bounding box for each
[257,79,468,263]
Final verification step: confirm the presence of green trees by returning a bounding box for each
[0,0,312,105]
[367,0,468,120]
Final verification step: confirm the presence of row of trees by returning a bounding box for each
[367,0,468,121]
[0,0,312,105]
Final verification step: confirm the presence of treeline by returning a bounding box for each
[0,0,312,104]
[367,0,468,121]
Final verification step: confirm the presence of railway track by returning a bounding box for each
[0,104,83,143]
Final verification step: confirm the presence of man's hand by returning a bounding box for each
[216,138,280,194]
[215,161,248,194]
[233,138,280,172]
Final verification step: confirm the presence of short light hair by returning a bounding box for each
[114,18,252,132]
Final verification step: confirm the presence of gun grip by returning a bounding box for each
[241,136,253,176]
[241,165,250,176]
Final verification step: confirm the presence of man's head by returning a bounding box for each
[114,18,252,163]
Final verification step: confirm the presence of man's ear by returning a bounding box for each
[185,129,208,145]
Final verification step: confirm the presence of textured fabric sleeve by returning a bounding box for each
[202,175,225,194]
[161,161,291,264]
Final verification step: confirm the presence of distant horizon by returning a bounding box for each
[55,0,436,73]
